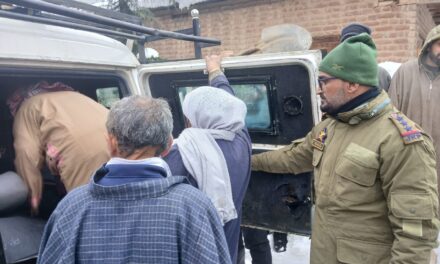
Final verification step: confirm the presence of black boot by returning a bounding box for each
[273,232,288,253]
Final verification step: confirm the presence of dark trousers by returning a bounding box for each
[237,227,272,264]
[40,167,66,219]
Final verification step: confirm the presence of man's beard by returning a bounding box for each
[320,101,334,114]
[320,103,340,115]
[428,51,440,67]
[320,89,347,115]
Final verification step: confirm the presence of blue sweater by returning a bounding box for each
[164,74,252,264]
[37,163,232,264]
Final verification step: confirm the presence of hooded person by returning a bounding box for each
[389,25,440,200]
[176,85,246,223]
[252,33,439,263]
[164,55,252,264]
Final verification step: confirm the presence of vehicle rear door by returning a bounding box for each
[138,51,321,235]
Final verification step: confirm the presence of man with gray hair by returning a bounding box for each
[37,95,232,264]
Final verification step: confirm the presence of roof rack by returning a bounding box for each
[0,0,221,62]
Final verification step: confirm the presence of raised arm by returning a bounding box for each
[205,54,234,95]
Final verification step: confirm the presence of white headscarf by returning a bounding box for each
[175,86,247,224]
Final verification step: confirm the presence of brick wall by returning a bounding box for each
[417,4,436,53]
[146,0,436,63]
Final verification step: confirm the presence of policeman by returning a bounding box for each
[252,33,439,264]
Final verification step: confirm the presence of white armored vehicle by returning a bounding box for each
[0,1,320,263]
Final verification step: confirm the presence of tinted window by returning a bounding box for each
[96,87,120,108]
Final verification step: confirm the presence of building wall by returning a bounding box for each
[146,0,436,62]
[416,4,436,53]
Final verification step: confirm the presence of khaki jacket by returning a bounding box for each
[252,91,439,264]
[13,91,110,201]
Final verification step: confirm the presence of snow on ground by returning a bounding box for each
[246,234,440,264]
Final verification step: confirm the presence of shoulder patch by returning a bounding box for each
[389,113,423,144]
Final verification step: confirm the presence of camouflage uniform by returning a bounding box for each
[252,91,439,264]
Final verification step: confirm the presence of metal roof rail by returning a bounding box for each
[0,0,221,61]
[0,9,145,40]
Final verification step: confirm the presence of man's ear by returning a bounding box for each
[345,82,360,94]
[106,133,119,157]
[159,135,174,157]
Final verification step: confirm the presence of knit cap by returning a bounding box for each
[340,23,371,42]
[319,33,378,87]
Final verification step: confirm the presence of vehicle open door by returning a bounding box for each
[138,51,321,236]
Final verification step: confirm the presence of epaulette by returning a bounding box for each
[389,112,423,144]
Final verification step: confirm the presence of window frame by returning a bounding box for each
[171,75,279,135]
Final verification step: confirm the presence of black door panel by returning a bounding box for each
[242,170,312,235]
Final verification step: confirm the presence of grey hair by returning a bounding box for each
[106,95,173,156]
